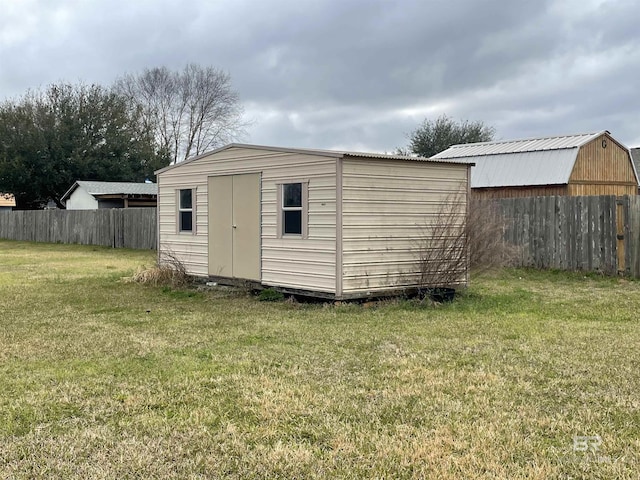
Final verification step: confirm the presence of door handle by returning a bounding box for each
[232,224,237,228]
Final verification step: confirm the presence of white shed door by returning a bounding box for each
[208,174,261,281]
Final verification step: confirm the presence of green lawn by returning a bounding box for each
[0,240,638,479]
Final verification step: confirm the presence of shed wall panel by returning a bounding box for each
[341,159,469,295]
[158,148,337,291]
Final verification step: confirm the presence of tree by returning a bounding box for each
[402,114,496,158]
[114,64,246,164]
[0,83,167,209]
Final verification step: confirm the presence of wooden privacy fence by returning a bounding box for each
[496,195,640,277]
[6,197,640,271]
[0,208,157,250]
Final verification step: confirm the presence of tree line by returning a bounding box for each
[0,60,495,209]
[0,65,246,209]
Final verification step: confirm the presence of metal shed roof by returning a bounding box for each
[155,143,473,175]
[431,131,610,188]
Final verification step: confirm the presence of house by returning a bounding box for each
[155,143,472,300]
[61,181,158,210]
[432,131,638,199]
[0,193,16,211]
[631,147,640,193]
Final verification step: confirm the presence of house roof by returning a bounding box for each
[431,131,631,188]
[61,181,157,203]
[0,193,16,207]
[155,143,474,175]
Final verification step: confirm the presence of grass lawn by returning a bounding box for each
[0,240,639,479]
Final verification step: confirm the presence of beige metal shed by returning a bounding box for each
[156,143,472,300]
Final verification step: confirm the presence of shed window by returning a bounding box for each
[179,189,194,232]
[281,182,305,236]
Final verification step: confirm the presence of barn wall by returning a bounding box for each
[568,134,637,196]
[157,147,337,292]
[340,158,469,296]
[472,185,567,200]
[567,183,637,196]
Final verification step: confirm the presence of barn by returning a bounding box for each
[155,143,472,299]
[432,131,638,199]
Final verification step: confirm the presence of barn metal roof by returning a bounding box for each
[431,131,612,188]
[432,131,606,159]
[465,150,576,188]
[61,181,157,202]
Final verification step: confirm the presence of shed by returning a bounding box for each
[0,193,16,211]
[432,131,638,199]
[156,143,472,300]
[62,181,158,210]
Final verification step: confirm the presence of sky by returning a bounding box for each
[1,0,639,153]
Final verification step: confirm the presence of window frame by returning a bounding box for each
[177,188,196,234]
[278,181,308,239]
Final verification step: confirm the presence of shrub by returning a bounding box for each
[258,288,284,302]
[417,193,517,290]
[128,249,190,288]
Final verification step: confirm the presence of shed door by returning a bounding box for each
[208,173,261,281]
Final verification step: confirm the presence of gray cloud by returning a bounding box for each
[1,0,639,152]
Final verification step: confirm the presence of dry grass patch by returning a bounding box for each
[128,249,190,288]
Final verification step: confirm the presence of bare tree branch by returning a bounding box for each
[114,64,248,164]
[416,193,518,292]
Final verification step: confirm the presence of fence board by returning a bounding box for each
[0,208,156,249]
[495,195,640,277]
[626,196,640,277]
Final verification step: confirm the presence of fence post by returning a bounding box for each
[617,196,628,275]
[624,196,640,277]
